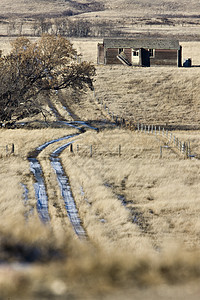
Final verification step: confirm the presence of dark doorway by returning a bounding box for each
[141,48,150,67]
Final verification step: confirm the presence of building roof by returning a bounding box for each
[103,38,180,50]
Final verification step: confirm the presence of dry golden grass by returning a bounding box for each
[61,128,200,250]
[1,0,200,43]
[57,128,200,298]
[0,0,73,16]
[0,4,200,297]
[1,0,200,17]
[94,65,200,128]
[1,125,200,299]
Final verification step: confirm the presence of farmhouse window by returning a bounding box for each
[118,48,124,54]
[149,49,155,57]
[133,51,139,56]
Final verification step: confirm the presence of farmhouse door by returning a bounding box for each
[132,49,140,65]
[141,48,150,67]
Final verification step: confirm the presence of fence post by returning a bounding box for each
[11,143,15,154]
[170,133,172,143]
[148,125,150,134]
[151,125,153,134]
[155,126,157,136]
[160,146,162,159]
[90,145,92,157]
[70,144,73,153]
[77,144,79,154]
[188,142,191,158]
[182,142,185,154]
[119,144,121,157]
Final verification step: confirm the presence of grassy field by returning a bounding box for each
[0,1,200,299]
[1,0,200,17]
[94,65,200,129]
[0,126,200,299]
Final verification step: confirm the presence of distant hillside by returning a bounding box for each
[0,0,104,18]
[1,0,200,40]
[1,0,200,18]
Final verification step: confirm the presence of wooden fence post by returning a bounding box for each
[119,144,121,157]
[90,145,92,157]
[186,143,188,158]
[11,143,14,154]
[70,144,73,153]
[188,142,191,158]
[77,144,79,154]
[182,142,185,153]
[160,146,162,159]
[170,133,172,143]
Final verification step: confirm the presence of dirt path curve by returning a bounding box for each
[27,96,104,236]
[28,134,79,224]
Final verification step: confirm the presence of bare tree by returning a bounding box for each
[0,34,95,123]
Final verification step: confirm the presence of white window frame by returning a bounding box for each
[148,49,155,57]
[132,50,139,56]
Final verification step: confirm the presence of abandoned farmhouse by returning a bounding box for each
[97,38,182,67]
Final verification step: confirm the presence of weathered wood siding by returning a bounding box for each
[97,43,104,64]
[106,48,132,64]
[151,49,178,66]
[98,41,181,66]
[124,48,132,62]
[106,48,119,64]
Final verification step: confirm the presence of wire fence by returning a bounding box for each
[68,143,122,157]
[93,88,193,159]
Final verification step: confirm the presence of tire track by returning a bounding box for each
[50,142,86,239]
[29,157,51,224]
[27,96,98,234]
[28,134,79,224]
